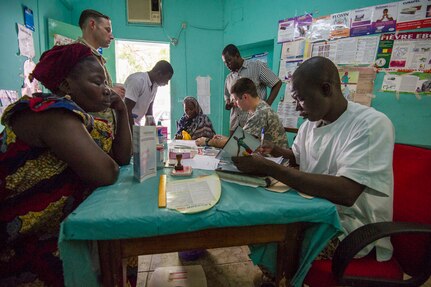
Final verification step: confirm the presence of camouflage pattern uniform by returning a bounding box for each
[243,100,287,148]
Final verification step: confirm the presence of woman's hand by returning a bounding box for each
[110,92,127,112]
[195,137,207,146]
[112,84,125,99]
[175,134,183,140]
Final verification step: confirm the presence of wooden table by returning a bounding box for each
[59,167,341,287]
[98,223,305,287]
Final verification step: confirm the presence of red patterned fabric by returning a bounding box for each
[31,43,92,91]
[0,94,112,286]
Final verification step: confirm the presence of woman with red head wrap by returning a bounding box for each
[0,43,132,286]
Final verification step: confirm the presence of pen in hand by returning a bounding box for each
[260,127,265,146]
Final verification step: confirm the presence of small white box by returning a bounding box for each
[133,126,157,182]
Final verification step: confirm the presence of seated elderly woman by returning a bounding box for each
[0,43,131,286]
[175,96,216,140]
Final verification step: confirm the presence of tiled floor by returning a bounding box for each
[136,246,263,287]
[136,246,431,287]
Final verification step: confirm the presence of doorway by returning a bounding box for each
[115,40,171,136]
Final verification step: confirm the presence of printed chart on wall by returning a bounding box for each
[382,72,431,95]
[275,0,431,106]
[375,31,431,70]
[350,6,374,37]
[330,11,351,39]
[277,14,312,43]
[372,3,398,34]
[396,0,431,31]
[311,35,379,65]
[338,67,376,106]
[279,40,305,82]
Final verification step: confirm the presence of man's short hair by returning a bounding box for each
[230,78,258,99]
[152,60,174,75]
[222,44,240,57]
[294,56,341,87]
[79,9,110,29]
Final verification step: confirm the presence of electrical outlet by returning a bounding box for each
[181,22,187,29]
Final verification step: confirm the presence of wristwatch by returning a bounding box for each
[205,138,211,146]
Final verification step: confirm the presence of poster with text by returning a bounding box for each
[338,67,375,106]
[334,36,379,65]
[382,32,431,70]
[375,34,395,68]
[396,0,431,30]
[350,6,374,36]
[330,11,351,39]
[277,18,296,43]
[371,3,398,34]
[382,72,431,94]
[279,60,302,82]
[245,52,268,63]
[280,40,305,60]
[54,34,74,46]
[17,23,35,58]
[309,15,332,42]
[294,14,313,40]
[311,41,338,63]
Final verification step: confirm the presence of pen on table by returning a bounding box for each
[260,127,265,146]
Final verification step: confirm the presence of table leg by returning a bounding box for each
[276,222,303,287]
[98,240,126,287]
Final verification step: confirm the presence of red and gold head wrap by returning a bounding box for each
[31,43,93,92]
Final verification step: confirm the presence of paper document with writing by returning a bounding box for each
[216,157,286,188]
[166,174,221,213]
[214,126,284,187]
[182,155,220,171]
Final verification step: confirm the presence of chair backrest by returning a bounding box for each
[392,143,431,276]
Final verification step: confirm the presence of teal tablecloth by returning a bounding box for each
[59,165,341,287]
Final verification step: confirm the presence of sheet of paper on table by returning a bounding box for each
[181,154,220,170]
[171,139,198,148]
[166,174,221,213]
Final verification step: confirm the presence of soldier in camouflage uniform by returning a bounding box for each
[235,78,287,148]
[195,77,287,148]
[76,9,126,133]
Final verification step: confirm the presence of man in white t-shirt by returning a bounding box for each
[124,60,173,128]
[232,56,394,285]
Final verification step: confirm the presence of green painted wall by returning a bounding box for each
[68,0,225,135]
[1,0,430,147]
[223,0,431,148]
[0,0,72,90]
[0,0,72,131]
[0,0,226,134]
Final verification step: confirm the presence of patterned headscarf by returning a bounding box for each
[183,96,202,117]
[176,96,215,140]
[31,43,93,92]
